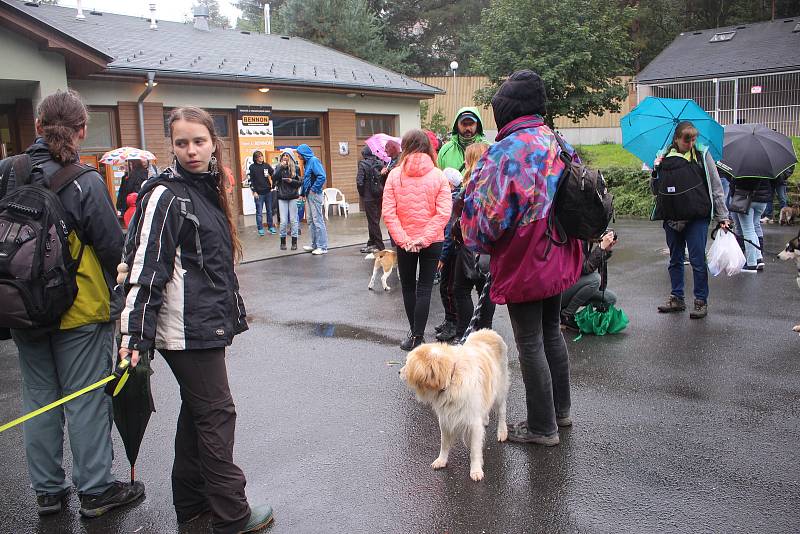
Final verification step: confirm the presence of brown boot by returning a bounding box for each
[689,299,707,319]
[657,295,686,313]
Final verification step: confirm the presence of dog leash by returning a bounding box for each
[457,272,492,345]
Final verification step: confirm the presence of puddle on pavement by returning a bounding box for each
[284,321,396,345]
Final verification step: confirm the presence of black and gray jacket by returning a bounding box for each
[120,164,247,352]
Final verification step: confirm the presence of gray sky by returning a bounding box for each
[54,0,244,26]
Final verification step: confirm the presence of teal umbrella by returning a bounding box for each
[620,97,724,166]
[574,304,629,337]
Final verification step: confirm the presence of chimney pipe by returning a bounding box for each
[75,0,85,20]
[149,3,157,30]
[264,3,271,35]
[193,5,210,31]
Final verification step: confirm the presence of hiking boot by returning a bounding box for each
[560,312,579,331]
[689,299,708,319]
[507,421,559,446]
[237,504,274,533]
[435,322,457,342]
[291,237,297,251]
[280,237,287,250]
[79,480,145,518]
[657,295,686,313]
[434,320,447,333]
[556,414,573,428]
[400,333,425,351]
[37,490,69,516]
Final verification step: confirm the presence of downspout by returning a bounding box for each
[137,72,156,150]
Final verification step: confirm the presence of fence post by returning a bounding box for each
[733,77,739,124]
[713,78,720,121]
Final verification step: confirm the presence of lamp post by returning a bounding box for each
[450,60,458,99]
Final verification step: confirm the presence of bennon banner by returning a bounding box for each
[237,105,274,215]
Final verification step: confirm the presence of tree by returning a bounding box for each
[233,0,289,32]
[420,101,448,138]
[274,0,411,73]
[186,0,231,29]
[473,0,635,126]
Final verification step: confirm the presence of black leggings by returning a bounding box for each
[396,242,443,337]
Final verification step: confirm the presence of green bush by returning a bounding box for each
[602,167,652,218]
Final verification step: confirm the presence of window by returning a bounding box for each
[164,110,230,137]
[709,31,735,42]
[356,114,396,138]
[272,116,320,137]
[84,110,114,150]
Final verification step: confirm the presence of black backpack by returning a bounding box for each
[651,155,711,221]
[548,134,614,244]
[0,154,93,329]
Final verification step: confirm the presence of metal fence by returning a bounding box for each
[638,70,800,136]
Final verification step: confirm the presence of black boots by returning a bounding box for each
[291,237,297,250]
[400,333,425,351]
[280,237,287,250]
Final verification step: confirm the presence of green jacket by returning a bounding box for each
[437,106,488,171]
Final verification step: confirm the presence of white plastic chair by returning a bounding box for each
[322,187,349,219]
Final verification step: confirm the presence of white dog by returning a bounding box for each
[399,329,509,481]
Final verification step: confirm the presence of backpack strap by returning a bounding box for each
[159,181,203,271]
[47,162,96,194]
[0,154,33,199]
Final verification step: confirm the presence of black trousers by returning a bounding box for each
[396,242,443,336]
[438,255,458,324]
[363,199,384,250]
[452,255,496,337]
[162,348,250,534]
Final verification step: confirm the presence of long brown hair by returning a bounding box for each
[168,107,242,263]
[36,90,88,164]
[462,142,489,187]
[398,129,437,168]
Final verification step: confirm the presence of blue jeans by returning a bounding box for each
[306,191,328,250]
[663,219,710,302]
[254,191,274,231]
[736,202,768,266]
[11,323,115,496]
[278,198,299,238]
[764,184,788,217]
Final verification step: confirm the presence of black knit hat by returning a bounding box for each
[491,70,547,130]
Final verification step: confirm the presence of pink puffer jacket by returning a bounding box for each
[382,153,452,248]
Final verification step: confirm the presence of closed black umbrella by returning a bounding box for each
[105,351,155,484]
[717,123,797,179]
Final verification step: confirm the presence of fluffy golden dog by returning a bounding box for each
[400,329,509,481]
[366,249,397,291]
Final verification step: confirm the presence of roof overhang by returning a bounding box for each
[0,1,112,76]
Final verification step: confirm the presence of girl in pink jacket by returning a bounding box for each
[383,129,452,350]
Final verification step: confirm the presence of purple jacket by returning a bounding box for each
[461,115,582,304]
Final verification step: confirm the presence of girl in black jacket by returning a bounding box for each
[274,149,302,250]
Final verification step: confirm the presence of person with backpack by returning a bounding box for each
[118,106,273,533]
[274,149,302,250]
[651,121,731,317]
[357,145,386,253]
[0,90,143,517]
[461,70,582,446]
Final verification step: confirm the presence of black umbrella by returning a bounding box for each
[717,123,797,179]
[105,351,155,484]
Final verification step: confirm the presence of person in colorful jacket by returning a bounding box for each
[298,144,329,255]
[461,70,581,447]
[1,90,142,518]
[383,129,452,350]
[437,106,488,171]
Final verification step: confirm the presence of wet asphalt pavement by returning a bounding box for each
[1,219,799,534]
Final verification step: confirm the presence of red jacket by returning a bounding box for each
[382,153,451,248]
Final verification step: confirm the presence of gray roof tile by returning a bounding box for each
[636,17,800,83]
[2,0,440,95]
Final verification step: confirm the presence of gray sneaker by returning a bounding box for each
[507,421,560,446]
[37,490,69,516]
[79,480,145,518]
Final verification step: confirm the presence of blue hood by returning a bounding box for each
[296,144,315,161]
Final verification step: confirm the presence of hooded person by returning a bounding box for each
[357,145,387,252]
[437,107,487,171]
[297,144,329,254]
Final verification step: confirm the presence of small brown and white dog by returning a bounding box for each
[779,206,798,226]
[778,230,800,334]
[366,249,397,291]
[399,329,509,482]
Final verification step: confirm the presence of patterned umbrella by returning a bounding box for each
[365,133,402,164]
[100,147,157,166]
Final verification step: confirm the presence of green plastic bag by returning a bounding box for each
[574,304,629,336]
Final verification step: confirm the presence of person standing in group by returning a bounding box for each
[248,150,275,236]
[119,106,273,533]
[274,149,302,250]
[383,129,452,350]
[298,144,329,255]
[651,121,731,316]
[437,107,488,171]
[357,145,387,253]
[0,90,144,518]
[727,170,771,272]
[116,159,148,222]
[433,167,465,342]
[461,70,582,446]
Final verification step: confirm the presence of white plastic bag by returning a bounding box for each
[707,229,745,276]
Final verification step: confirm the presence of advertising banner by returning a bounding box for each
[237,106,275,215]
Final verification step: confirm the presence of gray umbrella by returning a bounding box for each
[717,123,797,179]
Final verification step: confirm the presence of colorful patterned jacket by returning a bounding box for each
[461,115,582,304]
